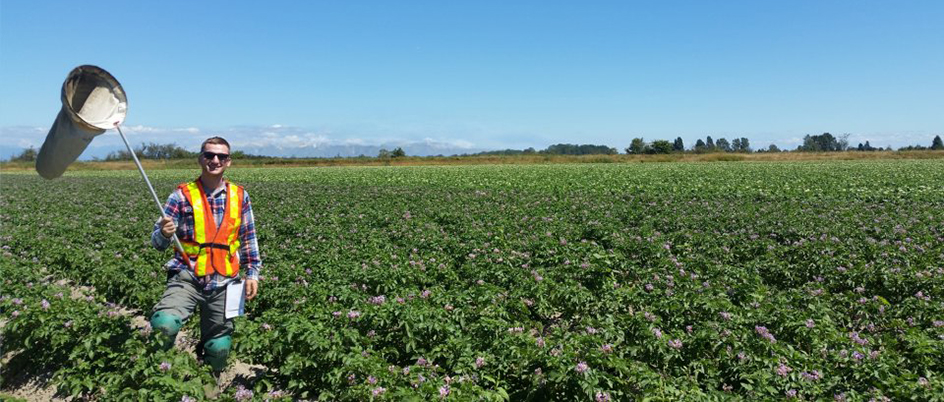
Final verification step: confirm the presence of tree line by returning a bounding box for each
[7,135,944,162]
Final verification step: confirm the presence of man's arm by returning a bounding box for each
[238,190,261,300]
[151,190,183,251]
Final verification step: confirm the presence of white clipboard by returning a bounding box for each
[225,280,246,319]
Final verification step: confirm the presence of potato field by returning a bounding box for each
[2,160,943,401]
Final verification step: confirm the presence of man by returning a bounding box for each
[149,136,261,380]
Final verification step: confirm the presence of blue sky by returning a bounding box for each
[2,0,942,157]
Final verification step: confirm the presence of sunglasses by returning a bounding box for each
[202,151,230,161]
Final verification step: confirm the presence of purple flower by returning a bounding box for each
[849,332,868,345]
[755,326,777,343]
[645,283,654,291]
[347,310,361,319]
[439,385,450,398]
[806,319,815,328]
[595,391,611,402]
[575,361,589,373]
[402,367,410,375]
[367,376,377,384]
[372,387,387,396]
[41,299,50,310]
[719,311,732,321]
[668,339,682,349]
[776,363,792,377]
[421,289,432,299]
[347,373,356,384]
[266,390,284,399]
[332,311,341,317]
[368,295,386,305]
[651,328,663,339]
[531,270,543,282]
[786,389,798,399]
[475,357,485,368]
[852,351,865,360]
[181,396,195,402]
[801,370,822,381]
[64,320,73,328]
[933,320,944,328]
[586,326,598,335]
[234,385,254,401]
[535,337,545,347]
[601,344,613,354]
[918,377,929,386]
[417,357,428,367]
[159,361,171,372]
[262,323,272,331]
[139,321,152,337]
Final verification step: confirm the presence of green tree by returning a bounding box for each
[705,136,715,151]
[716,138,731,152]
[378,148,391,158]
[932,135,944,150]
[10,147,37,162]
[648,140,673,154]
[694,139,707,153]
[799,133,842,152]
[626,138,648,154]
[738,137,751,152]
[673,137,684,152]
[391,147,406,158]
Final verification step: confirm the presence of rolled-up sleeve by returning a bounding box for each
[238,191,262,280]
[151,189,183,251]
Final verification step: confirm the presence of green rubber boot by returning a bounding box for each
[150,311,182,350]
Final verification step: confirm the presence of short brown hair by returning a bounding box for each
[201,136,231,153]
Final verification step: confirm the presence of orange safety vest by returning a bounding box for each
[177,180,244,277]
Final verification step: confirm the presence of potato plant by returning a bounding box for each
[2,160,943,400]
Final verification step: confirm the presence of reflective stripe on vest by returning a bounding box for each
[178,180,244,277]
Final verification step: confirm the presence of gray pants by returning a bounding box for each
[152,269,234,345]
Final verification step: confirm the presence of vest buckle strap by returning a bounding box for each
[199,242,231,251]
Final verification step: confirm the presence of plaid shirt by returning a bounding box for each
[151,180,261,291]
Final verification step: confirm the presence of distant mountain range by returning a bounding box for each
[1,141,488,161]
[237,142,487,159]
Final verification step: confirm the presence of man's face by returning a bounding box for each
[199,143,231,176]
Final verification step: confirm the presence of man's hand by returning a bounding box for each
[158,216,177,238]
[245,279,259,300]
